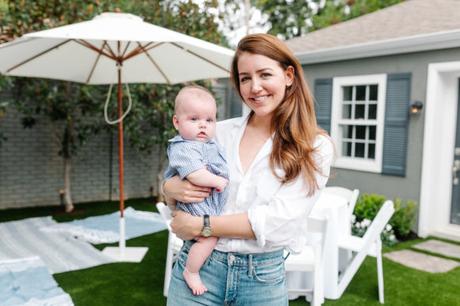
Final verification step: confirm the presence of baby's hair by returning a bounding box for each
[174,85,215,114]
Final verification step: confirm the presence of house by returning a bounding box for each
[284,0,460,241]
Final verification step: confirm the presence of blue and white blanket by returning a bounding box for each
[0,217,113,274]
[40,207,167,244]
[0,257,74,306]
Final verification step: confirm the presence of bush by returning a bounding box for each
[352,193,417,245]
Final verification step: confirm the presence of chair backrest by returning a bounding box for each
[156,202,172,229]
[337,200,395,297]
[285,214,329,273]
[323,186,360,214]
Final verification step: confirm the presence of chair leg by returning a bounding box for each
[163,235,175,297]
[376,250,384,304]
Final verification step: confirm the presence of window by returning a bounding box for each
[331,74,386,172]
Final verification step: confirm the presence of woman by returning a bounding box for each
[163,33,334,305]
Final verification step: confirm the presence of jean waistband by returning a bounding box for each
[182,240,284,267]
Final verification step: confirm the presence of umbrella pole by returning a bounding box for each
[117,64,126,257]
[101,63,148,262]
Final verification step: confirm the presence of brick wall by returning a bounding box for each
[0,109,161,209]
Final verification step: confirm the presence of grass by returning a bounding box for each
[1,199,460,306]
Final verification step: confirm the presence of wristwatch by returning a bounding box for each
[201,214,212,237]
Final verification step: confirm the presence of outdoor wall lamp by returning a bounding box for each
[410,100,423,114]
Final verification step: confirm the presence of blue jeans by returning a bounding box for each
[167,240,288,306]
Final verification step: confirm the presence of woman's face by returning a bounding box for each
[237,52,294,119]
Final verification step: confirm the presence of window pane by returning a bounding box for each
[369,126,376,140]
[368,104,377,119]
[355,105,365,119]
[342,104,352,119]
[369,85,378,100]
[356,85,366,101]
[368,143,375,159]
[343,142,352,157]
[355,126,366,140]
[342,125,353,139]
[355,143,365,158]
[343,86,353,101]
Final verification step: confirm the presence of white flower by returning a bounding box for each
[389,234,396,241]
[385,224,392,231]
[355,222,361,229]
[361,219,371,227]
[351,215,356,223]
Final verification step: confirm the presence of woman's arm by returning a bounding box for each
[163,175,211,203]
[171,210,256,240]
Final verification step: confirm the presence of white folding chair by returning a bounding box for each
[156,202,183,297]
[337,200,395,304]
[285,214,330,306]
[323,186,360,220]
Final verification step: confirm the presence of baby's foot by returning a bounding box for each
[183,268,207,295]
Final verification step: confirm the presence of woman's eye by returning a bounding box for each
[207,118,214,123]
[191,117,197,121]
[261,73,271,78]
[240,76,249,83]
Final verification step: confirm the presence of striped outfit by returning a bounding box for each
[164,135,229,216]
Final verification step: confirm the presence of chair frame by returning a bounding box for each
[285,213,330,306]
[337,200,395,304]
[156,202,183,297]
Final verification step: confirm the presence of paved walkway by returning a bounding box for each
[384,239,460,273]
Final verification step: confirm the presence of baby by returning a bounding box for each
[164,85,228,295]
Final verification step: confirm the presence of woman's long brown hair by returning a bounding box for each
[231,33,326,195]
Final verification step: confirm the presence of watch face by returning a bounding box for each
[202,227,212,237]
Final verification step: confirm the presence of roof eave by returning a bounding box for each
[295,29,460,65]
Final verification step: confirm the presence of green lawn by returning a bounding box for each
[1,199,459,306]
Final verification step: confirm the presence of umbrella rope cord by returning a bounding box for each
[104,83,132,125]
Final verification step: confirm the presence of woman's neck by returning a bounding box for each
[247,113,272,135]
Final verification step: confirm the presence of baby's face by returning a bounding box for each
[173,96,217,142]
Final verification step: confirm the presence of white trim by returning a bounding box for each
[296,29,460,65]
[331,74,386,173]
[419,61,460,239]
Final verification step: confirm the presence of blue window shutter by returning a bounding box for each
[314,78,333,133]
[382,73,411,176]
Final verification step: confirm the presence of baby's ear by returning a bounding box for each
[172,115,179,130]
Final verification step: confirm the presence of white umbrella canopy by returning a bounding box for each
[0,12,233,84]
[0,12,234,261]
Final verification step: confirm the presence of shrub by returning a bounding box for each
[352,193,417,245]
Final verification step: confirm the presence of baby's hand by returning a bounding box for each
[215,177,228,193]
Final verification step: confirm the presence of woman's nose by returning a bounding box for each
[250,79,262,92]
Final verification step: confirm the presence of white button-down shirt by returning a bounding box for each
[214,115,334,254]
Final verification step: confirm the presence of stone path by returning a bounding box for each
[384,239,460,273]
[412,240,460,260]
[384,250,459,273]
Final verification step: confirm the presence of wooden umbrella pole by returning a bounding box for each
[117,63,125,219]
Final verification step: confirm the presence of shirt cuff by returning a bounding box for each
[247,205,268,248]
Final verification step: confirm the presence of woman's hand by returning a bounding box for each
[171,210,202,240]
[164,176,211,203]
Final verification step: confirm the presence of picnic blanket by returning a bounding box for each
[40,207,167,244]
[0,217,114,274]
[0,256,74,306]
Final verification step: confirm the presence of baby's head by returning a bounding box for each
[173,85,217,142]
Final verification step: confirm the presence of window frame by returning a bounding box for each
[331,74,387,173]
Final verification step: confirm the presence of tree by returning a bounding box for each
[1,0,226,208]
[311,0,404,31]
[252,0,404,39]
[254,0,322,39]
[2,1,117,212]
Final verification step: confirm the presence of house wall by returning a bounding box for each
[302,47,460,202]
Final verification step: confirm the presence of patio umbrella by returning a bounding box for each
[0,12,233,261]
